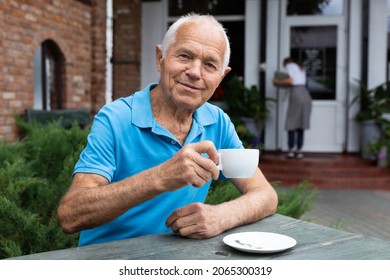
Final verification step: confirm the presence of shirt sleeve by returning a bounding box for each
[73,106,117,182]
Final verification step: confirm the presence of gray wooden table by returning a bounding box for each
[10,214,390,260]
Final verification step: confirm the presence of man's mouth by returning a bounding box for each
[179,81,201,90]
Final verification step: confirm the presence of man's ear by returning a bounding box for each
[155,45,163,73]
[221,67,231,80]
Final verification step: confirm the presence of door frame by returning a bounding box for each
[264,0,349,153]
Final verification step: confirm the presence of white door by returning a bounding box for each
[274,2,348,152]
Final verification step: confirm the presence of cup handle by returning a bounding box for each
[216,152,222,170]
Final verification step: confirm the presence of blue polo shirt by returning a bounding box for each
[74,83,243,246]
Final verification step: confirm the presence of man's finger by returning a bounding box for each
[189,142,220,179]
[192,141,219,164]
[165,203,200,227]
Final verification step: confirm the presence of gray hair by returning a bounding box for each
[161,13,231,74]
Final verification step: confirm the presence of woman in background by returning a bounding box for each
[273,57,312,159]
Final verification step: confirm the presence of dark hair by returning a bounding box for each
[283,57,294,65]
[283,57,304,69]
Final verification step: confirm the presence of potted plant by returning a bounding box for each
[223,75,275,147]
[368,116,390,167]
[351,81,390,159]
[209,85,229,111]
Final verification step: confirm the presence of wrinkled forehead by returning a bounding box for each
[175,21,227,52]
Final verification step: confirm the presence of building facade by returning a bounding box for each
[141,0,390,154]
[0,0,108,141]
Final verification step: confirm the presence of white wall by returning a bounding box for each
[368,0,388,88]
[264,0,282,150]
[141,1,165,88]
[347,0,363,152]
[244,0,260,88]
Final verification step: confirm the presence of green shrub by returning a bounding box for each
[206,180,241,205]
[206,179,317,219]
[274,180,318,218]
[0,120,87,259]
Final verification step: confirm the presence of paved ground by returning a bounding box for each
[301,189,390,241]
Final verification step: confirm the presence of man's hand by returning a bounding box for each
[165,168,279,240]
[156,141,220,191]
[165,202,225,239]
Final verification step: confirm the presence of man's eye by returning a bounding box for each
[178,54,190,60]
[205,62,217,70]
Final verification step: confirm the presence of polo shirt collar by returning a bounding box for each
[131,83,217,130]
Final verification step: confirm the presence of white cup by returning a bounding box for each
[217,149,259,178]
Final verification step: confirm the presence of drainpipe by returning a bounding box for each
[275,0,283,150]
[106,0,113,104]
[344,0,351,153]
[361,0,369,87]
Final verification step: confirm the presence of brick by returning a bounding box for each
[0,0,142,141]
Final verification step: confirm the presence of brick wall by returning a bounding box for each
[90,0,107,115]
[0,0,143,142]
[0,2,5,138]
[112,0,141,99]
[0,0,107,142]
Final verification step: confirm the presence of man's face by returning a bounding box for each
[156,22,231,110]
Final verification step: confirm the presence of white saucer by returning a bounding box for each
[223,232,297,253]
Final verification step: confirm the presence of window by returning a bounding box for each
[167,0,245,84]
[290,26,337,100]
[168,0,245,16]
[33,40,64,110]
[287,0,344,16]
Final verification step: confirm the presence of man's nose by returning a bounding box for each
[185,60,202,79]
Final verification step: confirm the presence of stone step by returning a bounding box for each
[260,152,373,167]
[258,152,390,190]
[260,164,390,177]
[263,174,390,190]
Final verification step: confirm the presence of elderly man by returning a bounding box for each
[57,13,278,246]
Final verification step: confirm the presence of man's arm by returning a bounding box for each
[57,169,165,234]
[165,168,278,239]
[57,141,220,234]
